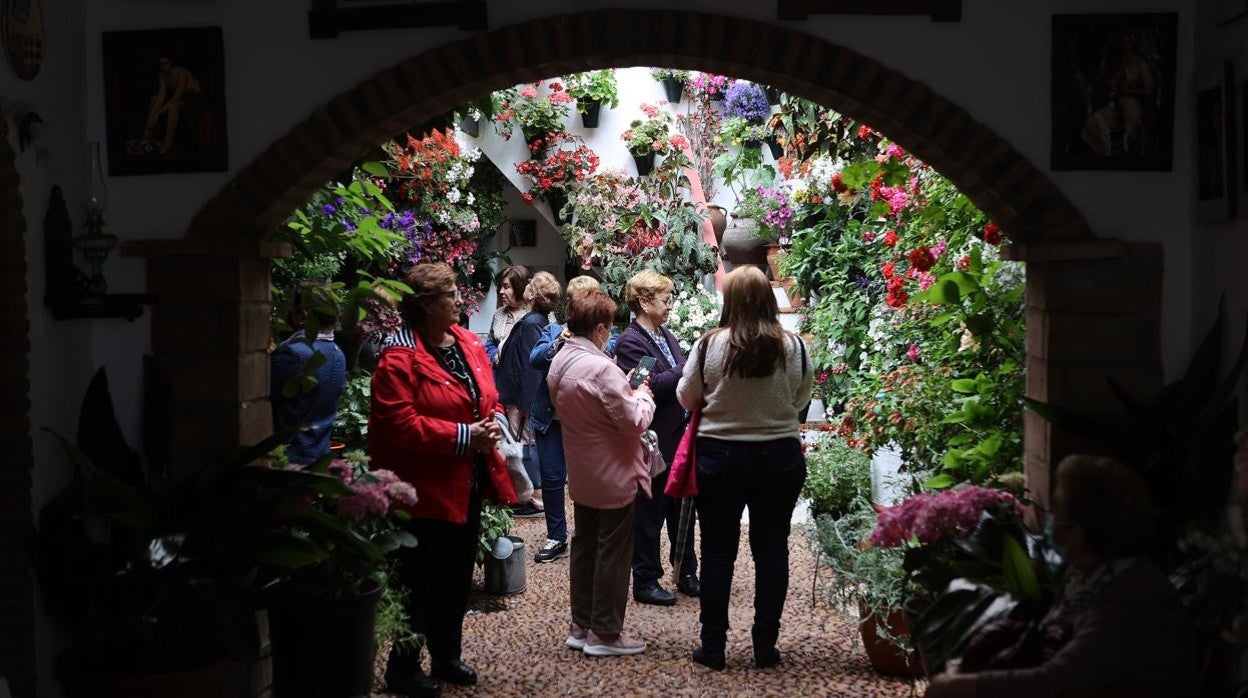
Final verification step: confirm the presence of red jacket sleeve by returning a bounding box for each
[370,350,466,457]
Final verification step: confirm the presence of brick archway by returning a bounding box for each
[129,8,1162,517]
[0,122,37,697]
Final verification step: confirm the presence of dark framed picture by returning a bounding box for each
[1051,13,1178,171]
[508,219,536,247]
[102,27,228,176]
[1195,61,1237,222]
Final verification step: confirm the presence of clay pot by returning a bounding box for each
[720,216,767,271]
[858,605,925,678]
[706,205,728,245]
[765,243,784,281]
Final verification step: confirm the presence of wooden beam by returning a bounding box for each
[777,0,961,22]
[308,0,487,39]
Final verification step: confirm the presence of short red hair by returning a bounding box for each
[566,289,616,337]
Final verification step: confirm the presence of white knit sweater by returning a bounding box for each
[677,330,813,442]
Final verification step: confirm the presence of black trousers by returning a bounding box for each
[632,466,698,587]
[693,437,805,654]
[387,484,482,672]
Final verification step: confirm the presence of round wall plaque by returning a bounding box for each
[2,0,45,81]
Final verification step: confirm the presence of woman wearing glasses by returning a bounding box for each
[615,269,699,607]
[371,263,518,696]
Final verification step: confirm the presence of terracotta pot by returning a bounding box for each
[859,605,925,678]
[720,216,767,271]
[765,243,784,280]
[706,204,728,245]
[781,277,804,308]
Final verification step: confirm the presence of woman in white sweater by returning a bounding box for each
[676,266,813,671]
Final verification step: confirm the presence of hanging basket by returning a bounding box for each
[659,77,685,103]
[579,99,603,128]
[546,190,572,225]
[765,137,784,160]
[632,151,656,176]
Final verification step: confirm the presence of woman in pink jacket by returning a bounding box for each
[548,289,656,657]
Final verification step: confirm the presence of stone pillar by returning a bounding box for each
[1014,240,1163,521]
[0,121,36,698]
[124,239,287,474]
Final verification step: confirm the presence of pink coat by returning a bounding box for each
[548,336,656,509]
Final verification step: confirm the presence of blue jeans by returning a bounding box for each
[694,437,806,654]
[535,422,567,542]
[522,443,541,503]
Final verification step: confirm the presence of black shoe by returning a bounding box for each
[534,538,568,563]
[754,647,782,668]
[677,574,701,597]
[430,659,477,686]
[383,666,442,697]
[511,504,544,518]
[633,581,677,606]
[692,646,726,671]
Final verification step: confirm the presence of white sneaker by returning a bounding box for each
[566,622,587,650]
[583,631,646,656]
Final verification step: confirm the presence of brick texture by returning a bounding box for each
[0,120,37,697]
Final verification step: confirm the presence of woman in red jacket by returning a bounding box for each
[371,263,519,697]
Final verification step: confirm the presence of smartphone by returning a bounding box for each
[630,355,658,389]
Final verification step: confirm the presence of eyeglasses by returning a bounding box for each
[650,295,674,308]
[431,289,462,302]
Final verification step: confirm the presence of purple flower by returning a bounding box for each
[322,203,337,215]
[724,81,770,124]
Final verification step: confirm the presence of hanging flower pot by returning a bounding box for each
[579,99,603,128]
[659,77,685,103]
[742,139,763,152]
[546,190,571,225]
[633,151,656,177]
[522,128,550,158]
[765,136,784,160]
[458,115,480,138]
[766,86,781,106]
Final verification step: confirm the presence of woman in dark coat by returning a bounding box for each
[615,269,699,607]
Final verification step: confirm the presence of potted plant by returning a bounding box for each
[514,132,601,224]
[733,182,795,278]
[262,450,419,697]
[650,67,689,102]
[34,360,368,697]
[815,498,920,677]
[563,69,619,128]
[508,81,575,154]
[801,432,872,521]
[687,71,730,101]
[621,103,679,176]
[723,80,771,132]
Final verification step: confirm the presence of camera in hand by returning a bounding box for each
[630,355,657,389]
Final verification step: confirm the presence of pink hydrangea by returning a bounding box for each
[338,482,389,520]
[327,459,355,485]
[385,481,419,507]
[870,486,1017,548]
[372,469,400,486]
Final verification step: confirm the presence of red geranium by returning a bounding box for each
[882,229,899,247]
[983,222,1002,246]
[907,245,935,272]
[881,262,896,279]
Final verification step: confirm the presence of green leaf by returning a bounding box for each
[361,161,389,178]
[923,473,958,490]
[951,378,978,394]
[1001,535,1040,602]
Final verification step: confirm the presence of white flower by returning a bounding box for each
[466,192,476,206]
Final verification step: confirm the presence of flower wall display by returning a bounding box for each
[563,69,620,111]
[503,80,575,142]
[514,132,601,202]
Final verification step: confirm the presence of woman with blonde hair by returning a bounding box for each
[677,266,812,670]
[527,274,615,563]
[496,270,561,516]
[617,269,700,606]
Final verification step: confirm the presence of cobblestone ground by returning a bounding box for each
[377,516,918,697]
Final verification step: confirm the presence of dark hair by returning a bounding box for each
[1055,454,1157,559]
[399,263,457,325]
[497,266,531,305]
[719,266,785,378]
[567,289,616,337]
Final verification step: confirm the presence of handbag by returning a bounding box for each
[492,412,534,502]
[641,429,667,479]
[665,332,713,498]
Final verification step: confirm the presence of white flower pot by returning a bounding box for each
[870,443,908,508]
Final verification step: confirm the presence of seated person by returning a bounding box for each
[270,284,347,464]
[926,454,1197,698]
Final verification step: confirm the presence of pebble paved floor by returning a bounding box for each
[377,515,919,697]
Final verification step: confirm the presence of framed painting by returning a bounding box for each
[1051,13,1178,171]
[1195,61,1237,222]
[102,27,228,176]
[508,219,536,248]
